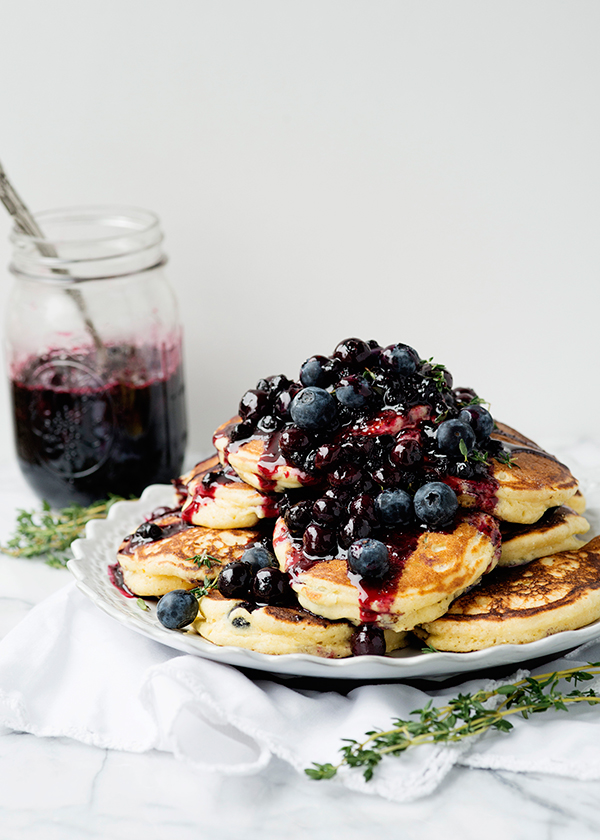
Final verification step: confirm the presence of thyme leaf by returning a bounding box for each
[188,552,222,569]
[189,578,219,599]
[305,664,600,783]
[2,496,128,568]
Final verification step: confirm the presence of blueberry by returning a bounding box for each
[252,567,292,604]
[312,496,342,525]
[351,624,386,656]
[347,538,389,578]
[389,437,422,467]
[156,590,199,629]
[338,516,372,548]
[299,356,332,388]
[303,523,337,557]
[256,414,280,434]
[239,389,271,422]
[328,463,364,487]
[436,419,476,457]
[375,489,413,527]
[332,338,372,367]
[348,493,377,523]
[279,426,310,460]
[134,522,163,542]
[217,562,254,599]
[413,482,458,527]
[290,387,338,430]
[459,406,494,440]
[313,442,343,470]
[264,374,291,393]
[453,386,478,405]
[335,375,373,408]
[284,500,313,536]
[381,343,419,376]
[240,545,278,570]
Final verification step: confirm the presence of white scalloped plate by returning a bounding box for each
[69,483,600,680]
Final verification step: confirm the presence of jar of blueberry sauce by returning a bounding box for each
[4,206,188,507]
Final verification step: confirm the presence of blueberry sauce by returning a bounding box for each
[108,562,136,597]
[10,344,187,508]
[181,462,280,524]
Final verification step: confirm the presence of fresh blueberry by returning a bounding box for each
[252,567,292,604]
[156,589,199,629]
[413,482,458,527]
[240,545,278,570]
[134,522,163,542]
[217,562,253,599]
[351,624,386,656]
[299,355,332,388]
[374,489,413,527]
[459,405,494,440]
[290,387,338,430]
[381,343,419,376]
[436,419,476,457]
[332,338,372,367]
[347,538,389,578]
[335,375,373,408]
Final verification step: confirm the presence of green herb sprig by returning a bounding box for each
[2,496,127,568]
[189,578,219,599]
[495,450,517,469]
[188,552,222,570]
[305,664,600,783]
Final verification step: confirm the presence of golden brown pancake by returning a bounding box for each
[499,505,589,567]
[117,511,264,597]
[445,422,580,524]
[192,590,407,657]
[272,511,501,632]
[180,454,280,529]
[416,536,600,651]
[213,417,319,492]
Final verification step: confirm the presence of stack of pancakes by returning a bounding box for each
[115,341,599,657]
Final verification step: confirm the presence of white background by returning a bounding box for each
[0,0,599,460]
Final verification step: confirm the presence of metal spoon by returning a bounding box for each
[0,158,105,358]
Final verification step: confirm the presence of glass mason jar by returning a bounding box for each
[5,206,187,508]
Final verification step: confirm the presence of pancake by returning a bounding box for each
[499,505,590,567]
[180,455,280,529]
[192,590,408,657]
[416,536,600,651]
[272,511,501,631]
[117,511,264,597]
[213,418,319,492]
[445,422,580,524]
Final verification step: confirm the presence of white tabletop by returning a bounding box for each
[2,456,600,840]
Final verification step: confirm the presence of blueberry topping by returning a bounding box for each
[217,562,253,599]
[314,442,343,470]
[347,538,390,578]
[231,615,251,629]
[389,437,422,467]
[328,463,363,487]
[436,419,476,457]
[252,567,292,604]
[348,493,377,523]
[303,523,337,556]
[284,500,313,536]
[240,545,278,570]
[413,482,458,527]
[381,343,419,376]
[339,516,372,548]
[279,426,310,460]
[156,589,199,629]
[375,488,413,527]
[299,356,332,388]
[256,414,280,434]
[290,387,338,430]
[351,624,386,656]
[239,389,270,422]
[335,375,373,408]
[134,522,163,542]
[312,496,342,525]
[332,337,372,367]
[459,405,494,440]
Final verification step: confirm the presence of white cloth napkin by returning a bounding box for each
[2,582,600,803]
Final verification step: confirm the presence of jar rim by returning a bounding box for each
[9,205,161,248]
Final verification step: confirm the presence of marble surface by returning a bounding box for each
[2,456,600,840]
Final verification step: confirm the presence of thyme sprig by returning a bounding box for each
[2,496,127,568]
[188,552,222,570]
[306,664,600,782]
[495,450,517,469]
[189,578,219,599]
